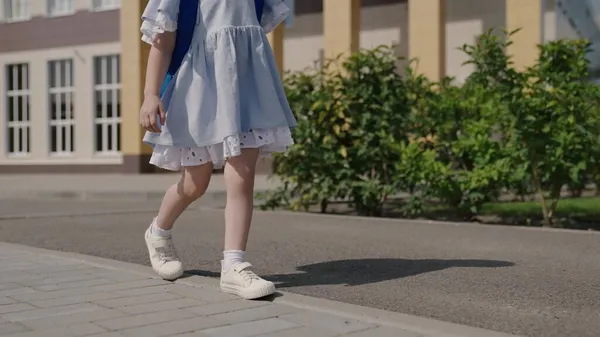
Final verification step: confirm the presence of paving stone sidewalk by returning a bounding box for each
[0,243,519,337]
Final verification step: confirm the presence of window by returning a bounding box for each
[93,55,121,154]
[48,59,75,155]
[5,63,30,156]
[47,0,74,16]
[3,0,29,21]
[91,0,119,11]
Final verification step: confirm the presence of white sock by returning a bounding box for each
[151,218,172,238]
[222,250,245,270]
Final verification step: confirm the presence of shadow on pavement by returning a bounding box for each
[187,258,514,288]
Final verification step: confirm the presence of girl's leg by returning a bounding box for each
[156,163,214,231]
[219,148,276,299]
[145,163,213,281]
[223,148,259,253]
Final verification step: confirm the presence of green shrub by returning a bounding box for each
[514,39,600,226]
[260,30,600,228]
[262,46,412,216]
[405,75,515,216]
[461,30,600,226]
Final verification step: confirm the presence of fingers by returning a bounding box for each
[147,113,161,133]
[158,102,166,126]
[139,97,165,133]
[141,112,161,133]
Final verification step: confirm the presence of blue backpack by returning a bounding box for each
[161,0,265,96]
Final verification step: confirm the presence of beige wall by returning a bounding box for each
[283,0,563,82]
[0,42,121,165]
[284,2,408,72]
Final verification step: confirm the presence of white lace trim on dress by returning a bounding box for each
[141,11,178,44]
[150,127,293,171]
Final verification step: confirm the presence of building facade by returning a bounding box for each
[0,0,595,173]
[0,0,121,172]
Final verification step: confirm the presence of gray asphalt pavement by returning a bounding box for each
[0,199,599,337]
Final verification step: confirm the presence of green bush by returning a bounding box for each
[404,75,515,216]
[262,46,412,216]
[461,30,600,226]
[260,30,600,227]
[512,38,600,226]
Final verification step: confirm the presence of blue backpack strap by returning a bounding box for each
[255,0,265,22]
[160,0,266,96]
[160,0,200,96]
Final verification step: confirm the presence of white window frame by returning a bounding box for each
[3,0,30,22]
[5,63,30,157]
[91,0,120,12]
[47,0,75,17]
[48,59,76,155]
[93,55,121,155]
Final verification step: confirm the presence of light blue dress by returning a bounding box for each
[140,0,297,170]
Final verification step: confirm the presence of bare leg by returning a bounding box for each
[155,163,214,230]
[145,162,212,281]
[223,148,260,251]
[219,148,276,299]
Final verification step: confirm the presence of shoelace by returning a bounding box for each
[239,268,261,283]
[156,242,178,262]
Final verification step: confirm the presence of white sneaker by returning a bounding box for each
[144,226,184,281]
[220,262,276,300]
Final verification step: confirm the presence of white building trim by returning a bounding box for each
[0,42,122,165]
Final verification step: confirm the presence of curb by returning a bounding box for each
[0,190,228,202]
[258,208,600,235]
[0,209,159,221]
[0,242,522,337]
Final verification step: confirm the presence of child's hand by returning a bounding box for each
[140,95,166,133]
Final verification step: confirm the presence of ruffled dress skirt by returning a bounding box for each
[140,0,297,170]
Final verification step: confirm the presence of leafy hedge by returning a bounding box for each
[260,30,600,227]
